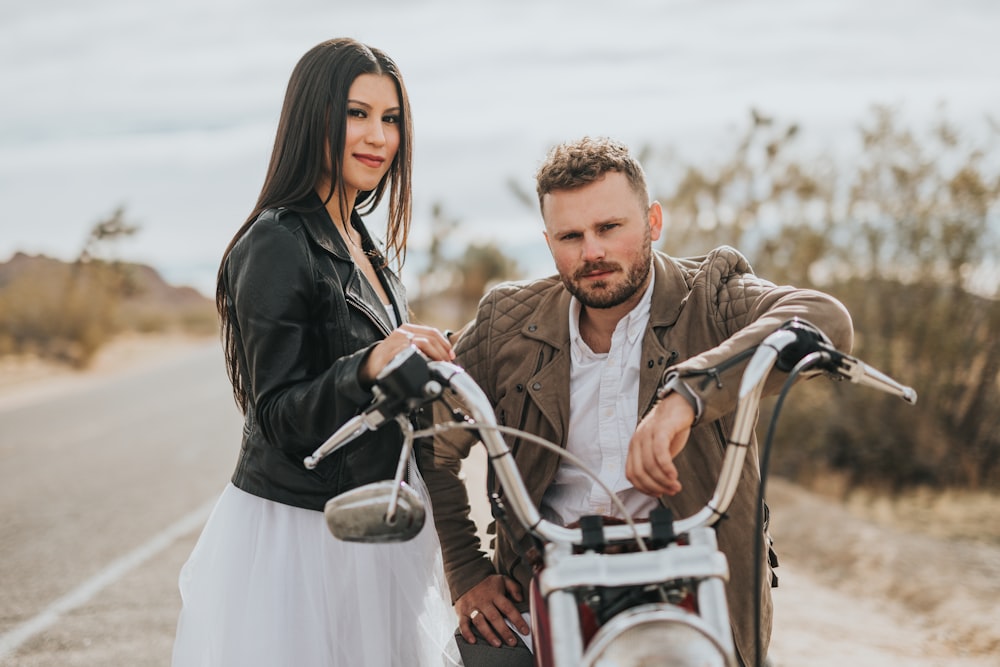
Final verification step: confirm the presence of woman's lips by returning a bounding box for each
[354,154,384,168]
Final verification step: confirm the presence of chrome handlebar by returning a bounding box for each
[305,318,917,546]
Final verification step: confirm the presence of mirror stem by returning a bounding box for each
[386,415,415,522]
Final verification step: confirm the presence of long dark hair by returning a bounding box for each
[218,38,414,412]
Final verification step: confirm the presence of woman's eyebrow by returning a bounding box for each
[347,99,401,113]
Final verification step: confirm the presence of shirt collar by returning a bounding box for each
[568,267,656,360]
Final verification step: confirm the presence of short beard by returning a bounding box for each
[561,239,652,309]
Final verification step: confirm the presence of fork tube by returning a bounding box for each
[547,590,584,666]
[689,529,738,666]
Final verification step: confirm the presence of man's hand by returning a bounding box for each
[626,392,696,496]
[455,575,530,648]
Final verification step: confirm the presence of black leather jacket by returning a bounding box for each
[223,198,408,511]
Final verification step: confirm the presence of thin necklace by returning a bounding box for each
[320,190,380,259]
[340,219,380,259]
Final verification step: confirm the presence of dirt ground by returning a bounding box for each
[4,336,999,667]
[765,478,1000,666]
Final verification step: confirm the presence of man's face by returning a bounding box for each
[542,172,662,310]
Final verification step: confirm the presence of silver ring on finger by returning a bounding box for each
[469,609,480,621]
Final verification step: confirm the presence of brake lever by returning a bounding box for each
[304,346,443,469]
[770,318,917,404]
[828,353,918,404]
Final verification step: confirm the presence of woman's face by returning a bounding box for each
[337,73,402,201]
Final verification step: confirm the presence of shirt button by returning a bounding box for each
[532,382,542,391]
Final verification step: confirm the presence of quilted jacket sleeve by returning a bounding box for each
[669,246,854,425]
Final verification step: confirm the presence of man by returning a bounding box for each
[420,136,853,666]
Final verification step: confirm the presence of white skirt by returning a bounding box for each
[172,474,462,666]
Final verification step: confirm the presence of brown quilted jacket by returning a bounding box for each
[419,246,854,665]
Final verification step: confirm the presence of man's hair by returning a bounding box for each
[535,136,649,209]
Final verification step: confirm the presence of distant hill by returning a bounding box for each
[0,251,212,311]
[0,252,217,364]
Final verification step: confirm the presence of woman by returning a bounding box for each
[171,38,462,666]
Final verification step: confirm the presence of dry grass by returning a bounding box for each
[769,477,1000,657]
[843,485,1000,545]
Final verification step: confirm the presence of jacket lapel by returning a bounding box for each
[520,285,572,447]
[638,252,690,414]
[298,204,400,335]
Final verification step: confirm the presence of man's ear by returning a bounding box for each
[648,201,663,242]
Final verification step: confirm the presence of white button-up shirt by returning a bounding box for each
[540,274,660,526]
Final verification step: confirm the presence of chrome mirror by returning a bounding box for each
[323,480,426,543]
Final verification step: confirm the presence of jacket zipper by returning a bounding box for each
[712,420,728,454]
[346,292,393,337]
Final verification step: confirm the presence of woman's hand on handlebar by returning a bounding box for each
[455,575,530,648]
[626,392,695,497]
[359,324,455,386]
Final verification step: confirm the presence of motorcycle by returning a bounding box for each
[303,318,917,667]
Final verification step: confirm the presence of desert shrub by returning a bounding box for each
[410,203,522,330]
[650,106,1000,491]
[0,208,217,367]
[0,258,123,367]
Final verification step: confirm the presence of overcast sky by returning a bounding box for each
[2,0,997,295]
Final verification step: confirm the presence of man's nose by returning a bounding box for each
[581,234,605,261]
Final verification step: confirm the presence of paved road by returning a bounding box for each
[0,342,242,666]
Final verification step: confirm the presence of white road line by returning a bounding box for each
[0,498,216,661]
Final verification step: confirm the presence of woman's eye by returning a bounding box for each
[348,108,367,119]
[383,114,401,124]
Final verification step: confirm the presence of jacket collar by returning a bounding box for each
[296,192,381,262]
[649,250,689,328]
[294,193,404,332]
